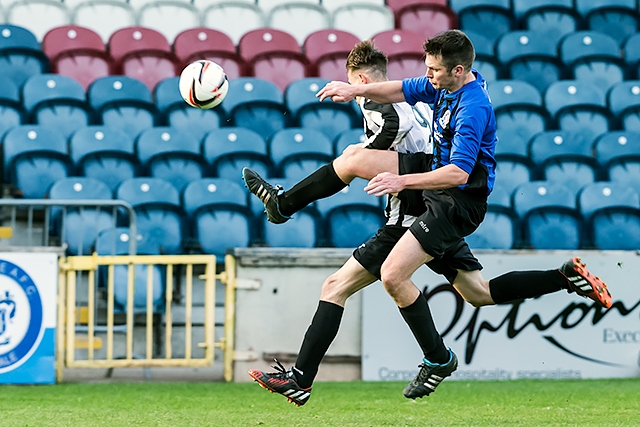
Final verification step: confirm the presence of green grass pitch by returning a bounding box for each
[1,378,639,426]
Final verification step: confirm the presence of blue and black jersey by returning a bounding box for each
[401,70,497,198]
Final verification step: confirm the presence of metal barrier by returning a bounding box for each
[57,253,235,381]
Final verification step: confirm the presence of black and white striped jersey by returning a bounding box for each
[358,97,433,227]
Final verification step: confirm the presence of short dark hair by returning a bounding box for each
[346,40,388,79]
[423,30,475,72]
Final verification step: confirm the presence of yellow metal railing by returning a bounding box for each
[56,253,237,381]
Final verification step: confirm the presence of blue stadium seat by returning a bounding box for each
[0,76,25,138]
[22,74,94,140]
[623,33,640,79]
[154,76,223,142]
[579,0,640,45]
[269,128,334,180]
[95,227,164,312]
[285,78,359,141]
[528,131,598,187]
[521,7,581,46]
[48,177,114,255]
[464,30,502,82]
[0,24,49,88]
[182,178,253,258]
[203,127,273,188]
[315,179,384,248]
[512,0,574,19]
[593,131,640,185]
[69,126,138,192]
[559,32,625,94]
[495,30,564,93]
[494,160,534,200]
[88,76,158,139]
[466,183,518,249]
[578,181,640,249]
[116,177,185,254]
[544,80,612,140]
[607,81,640,132]
[451,0,514,44]
[512,181,583,249]
[2,125,72,198]
[222,77,290,140]
[333,129,366,157]
[136,127,206,192]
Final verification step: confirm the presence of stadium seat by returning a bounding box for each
[137,0,200,44]
[2,125,72,198]
[182,178,254,258]
[528,131,598,188]
[466,184,517,249]
[578,181,640,249]
[0,76,25,138]
[116,177,185,254]
[315,178,384,248]
[451,0,514,44]
[544,80,612,140]
[371,29,426,80]
[239,29,308,92]
[88,76,158,139]
[154,76,223,142]
[331,4,394,42]
[48,177,115,255]
[284,78,359,142]
[623,33,640,79]
[607,81,640,133]
[464,30,502,83]
[173,28,245,79]
[136,127,206,192]
[0,24,49,88]
[269,128,334,180]
[593,130,640,185]
[512,181,583,249]
[71,0,137,44]
[41,25,113,90]
[495,30,564,93]
[202,2,265,45]
[70,126,138,192]
[333,129,366,157]
[578,0,640,44]
[266,2,331,46]
[559,32,625,94]
[494,160,534,200]
[222,77,290,140]
[6,0,71,41]
[520,6,581,46]
[108,27,179,92]
[394,3,458,41]
[323,0,385,12]
[303,29,360,81]
[22,74,94,140]
[511,0,574,19]
[203,127,272,187]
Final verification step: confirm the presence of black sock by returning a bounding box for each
[279,162,347,216]
[294,301,344,389]
[399,293,449,364]
[489,269,569,304]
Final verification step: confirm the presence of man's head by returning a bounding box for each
[346,40,388,85]
[422,30,475,92]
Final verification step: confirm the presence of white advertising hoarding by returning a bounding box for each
[362,251,640,381]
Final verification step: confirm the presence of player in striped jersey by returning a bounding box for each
[246,40,434,406]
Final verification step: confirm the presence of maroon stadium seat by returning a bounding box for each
[303,29,360,81]
[108,26,179,92]
[396,3,458,40]
[372,29,426,80]
[42,25,113,90]
[239,28,308,91]
[173,27,245,79]
[386,0,448,15]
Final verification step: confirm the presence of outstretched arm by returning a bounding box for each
[364,165,469,196]
[317,80,405,104]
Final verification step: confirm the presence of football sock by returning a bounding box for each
[294,301,344,389]
[489,270,569,304]
[399,293,450,365]
[278,162,347,216]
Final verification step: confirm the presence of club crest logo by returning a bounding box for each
[0,260,43,373]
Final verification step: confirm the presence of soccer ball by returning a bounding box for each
[178,60,229,109]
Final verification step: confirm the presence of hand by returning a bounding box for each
[365,172,406,196]
[316,81,357,102]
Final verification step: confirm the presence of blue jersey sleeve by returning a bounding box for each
[402,76,437,106]
[449,103,491,174]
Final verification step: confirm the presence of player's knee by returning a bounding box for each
[320,273,350,304]
[379,262,405,297]
[336,145,363,173]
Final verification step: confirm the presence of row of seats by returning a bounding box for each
[469,180,640,251]
[48,175,385,257]
[0,0,457,47]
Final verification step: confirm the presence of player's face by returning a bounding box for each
[424,54,457,92]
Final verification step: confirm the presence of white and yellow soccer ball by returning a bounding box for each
[178,60,229,109]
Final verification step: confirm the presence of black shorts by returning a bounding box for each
[397,152,432,217]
